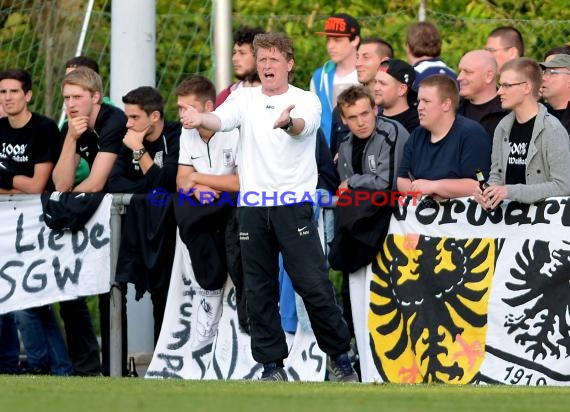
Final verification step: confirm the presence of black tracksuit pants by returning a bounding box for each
[238,203,351,364]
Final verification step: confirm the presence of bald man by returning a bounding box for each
[457,49,508,139]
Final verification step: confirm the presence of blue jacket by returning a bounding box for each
[311,61,336,146]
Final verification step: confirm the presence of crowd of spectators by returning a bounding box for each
[1,14,569,382]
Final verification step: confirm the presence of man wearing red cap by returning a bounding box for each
[311,13,361,148]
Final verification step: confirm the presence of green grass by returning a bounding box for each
[1,377,569,412]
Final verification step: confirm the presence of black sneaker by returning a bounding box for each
[327,352,359,383]
[260,364,288,381]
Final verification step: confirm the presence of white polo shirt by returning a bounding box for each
[178,128,239,175]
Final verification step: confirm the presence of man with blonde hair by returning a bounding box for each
[53,67,126,193]
[181,31,358,382]
[475,57,570,209]
[52,66,127,376]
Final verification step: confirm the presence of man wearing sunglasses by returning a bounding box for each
[474,57,570,210]
[540,53,570,134]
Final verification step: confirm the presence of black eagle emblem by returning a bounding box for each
[503,239,570,360]
[369,234,496,383]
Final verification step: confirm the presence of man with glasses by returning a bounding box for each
[485,26,524,70]
[540,53,570,134]
[474,57,570,209]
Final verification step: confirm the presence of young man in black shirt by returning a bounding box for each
[108,86,180,193]
[52,67,127,376]
[0,68,73,375]
[53,67,126,192]
[107,86,180,346]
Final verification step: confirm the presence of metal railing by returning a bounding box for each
[0,193,131,377]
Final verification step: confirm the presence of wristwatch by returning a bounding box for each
[280,117,294,132]
[132,148,147,161]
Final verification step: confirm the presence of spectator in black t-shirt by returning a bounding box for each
[474,57,570,210]
[0,69,60,193]
[52,67,127,376]
[107,86,180,347]
[53,67,126,192]
[0,68,73,376]
[457,50,508,140]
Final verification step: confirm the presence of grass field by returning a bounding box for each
[1,376,568,412]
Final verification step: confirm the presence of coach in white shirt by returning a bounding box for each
[180,32,358,382]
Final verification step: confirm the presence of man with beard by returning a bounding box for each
[216,26,265,107]
[374,59,420,133]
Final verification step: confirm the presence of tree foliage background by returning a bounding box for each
[1,0,569,120]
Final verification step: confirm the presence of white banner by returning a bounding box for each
[357,196,570,385]
[146,233,326,381]
[0,195,112,314]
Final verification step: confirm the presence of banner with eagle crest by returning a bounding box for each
[360,196,570,385]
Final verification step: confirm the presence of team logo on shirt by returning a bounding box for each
[367,154,376,173]
[223,149,235,167]
[79,145,90,159]
[154,151,164,168]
